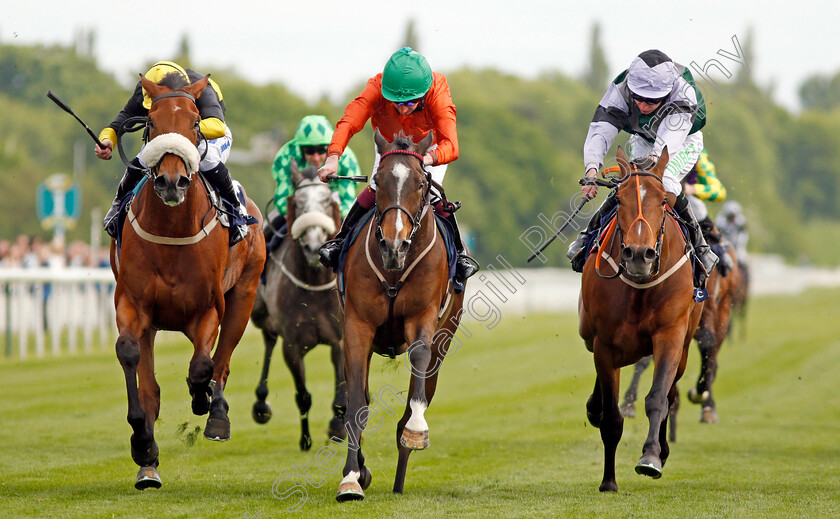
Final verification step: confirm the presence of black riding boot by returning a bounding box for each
[204,163,248,246]
[673,193,718,280]
[264,211,287,251]
[318,200,368,268]
[445,213,479,283]
[567,192,618,272]
[103,157,146,238]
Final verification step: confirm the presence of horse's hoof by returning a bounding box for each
[336,481,364,502]
[300,435,313,451]
[620,401,636,418]
[399,428,430,450]
[204,416,231,441]
[192,392,211,416]
[687,387,710,404]
[359,466,372,490]
[635,455,663,479]
[599,480,618,492]
[700,406,719,423]
[135,466,161,490]
[252,401,272,424]
[328,419,347,441]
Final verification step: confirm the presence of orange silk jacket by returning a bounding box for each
[328,72,459,166]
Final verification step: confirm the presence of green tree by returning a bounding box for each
[583,22,608,92]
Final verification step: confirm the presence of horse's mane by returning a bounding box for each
[158,71,190,91]
[391,131,416,151]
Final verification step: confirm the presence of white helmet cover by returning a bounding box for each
[627,50,678,99]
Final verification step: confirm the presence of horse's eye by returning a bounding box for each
[194,119,200,129]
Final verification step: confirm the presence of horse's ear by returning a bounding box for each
[184,74,210,99]
[140,74,163,101]
[417,131,435,156]
[654,147,670,178]
[374,128,389,154]
[290,158,304,185]
[616,145,631,177]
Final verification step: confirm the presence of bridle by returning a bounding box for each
[595,168,668,280]
[373,149,432,248]
[116,91,208,180]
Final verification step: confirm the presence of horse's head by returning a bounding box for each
[139,73,208,206]
[287,159,340,266]
[373,129,433,270]
[615,146,670,279]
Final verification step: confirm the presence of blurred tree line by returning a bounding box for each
[2,34,839,267]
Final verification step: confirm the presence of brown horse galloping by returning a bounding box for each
[578,146,702,492]
[335,130,466,502]
[110,74,265,489]
[620,244,743,438]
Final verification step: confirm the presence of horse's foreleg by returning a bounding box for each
[186,310,219,432]
[621,355,652,418]
[115,300,159,489]
[638,330,686,480]
[586,377,603,428]
[329,339,348,442]
[394,348,443,494]
[252,329,278,424]
[282,340,313,451]
[336,320,374,502]
[593,340,622,492]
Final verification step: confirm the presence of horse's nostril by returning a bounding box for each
[644,248,656,262]
[154,176,167,190]
[177,176,191,190]
[622,247,633,262]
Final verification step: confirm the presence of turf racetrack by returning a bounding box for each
[2,287,839,518]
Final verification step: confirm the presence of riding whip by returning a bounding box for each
[46,91,104,148]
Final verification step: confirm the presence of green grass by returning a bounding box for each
[2,288,840,518]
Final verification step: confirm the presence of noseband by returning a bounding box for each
[374,149,431,246]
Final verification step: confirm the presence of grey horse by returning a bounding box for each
[250,160,346,449]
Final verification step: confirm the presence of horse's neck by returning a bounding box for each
[285,240,334,283]
[134,182,211,235]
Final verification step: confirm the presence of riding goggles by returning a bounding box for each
[301,145,329,155]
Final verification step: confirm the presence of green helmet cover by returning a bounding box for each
[381,47,433,102]
[294,115,334,146]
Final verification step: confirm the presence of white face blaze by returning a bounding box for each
[636,186,647,239]
[391,162,411,234]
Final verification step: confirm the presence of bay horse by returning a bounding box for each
[620,245,742,437]
[578,146,702,492]
[250,160,346,450]
[110,73,265,489]
[335,130,466,502]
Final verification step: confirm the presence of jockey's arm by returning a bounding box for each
[199,117,225,140]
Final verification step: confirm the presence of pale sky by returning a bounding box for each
[3,0,838,111]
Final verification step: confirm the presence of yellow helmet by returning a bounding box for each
[142,61,189,109]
